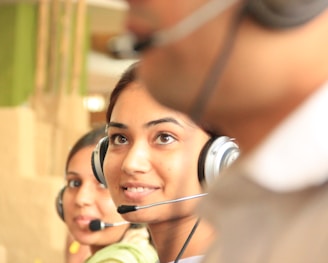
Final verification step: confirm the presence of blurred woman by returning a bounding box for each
[56,125,158,263]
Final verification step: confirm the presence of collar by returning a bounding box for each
[243,81,328,192]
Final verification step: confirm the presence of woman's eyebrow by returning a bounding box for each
[145,117,183,128]
[107,122,128,129]
[107,117,183,129]
[66,171,79,177]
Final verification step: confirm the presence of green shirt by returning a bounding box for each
[85,227,158,263]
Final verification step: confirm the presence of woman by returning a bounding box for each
[56,125,158,263]
[96,63,238,263]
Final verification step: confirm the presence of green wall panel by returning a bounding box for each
[0,3,37,106]
[0,2,89,107]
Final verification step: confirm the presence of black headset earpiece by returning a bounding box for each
[91,136,109,187]
[55,186,66,221]
[246,0,328,28]
[198,136,240,185]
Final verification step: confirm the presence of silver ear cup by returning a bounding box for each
[55,186,66,221]
[91,137,109,187]
[204,136,240,185]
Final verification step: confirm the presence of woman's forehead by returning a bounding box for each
[112,84,196,127]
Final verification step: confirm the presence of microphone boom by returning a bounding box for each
[89,219,128,231]
[117,193,208,214]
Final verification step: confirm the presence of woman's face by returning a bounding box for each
[103,82,210,223]
[63,145,128,246]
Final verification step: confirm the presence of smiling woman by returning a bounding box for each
[91,62,239,263]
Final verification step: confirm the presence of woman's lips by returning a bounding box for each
[74,215,95,228]
[121,184,159,201]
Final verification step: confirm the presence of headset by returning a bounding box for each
[91,135,240,187]
[246,0,328,29]
[56,186,66,221]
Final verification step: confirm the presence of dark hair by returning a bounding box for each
[106,61,220,137]
[65,125,107,172]
[106,62,138,123]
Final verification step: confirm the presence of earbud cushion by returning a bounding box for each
[198,137,217,184]
[55,186,66,221]
[91,137,109,187]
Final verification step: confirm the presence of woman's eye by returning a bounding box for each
[67,180,81,188]
[109,134,128,145]
[155,133,176,145]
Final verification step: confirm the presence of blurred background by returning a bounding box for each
[0,0,135,262]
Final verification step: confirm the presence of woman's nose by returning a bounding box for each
[75,184,95,207]
[121,142,151,176]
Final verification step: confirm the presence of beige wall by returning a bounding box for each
[0,106,89,263]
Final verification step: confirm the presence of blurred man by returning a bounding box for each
[117,1,328,262]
